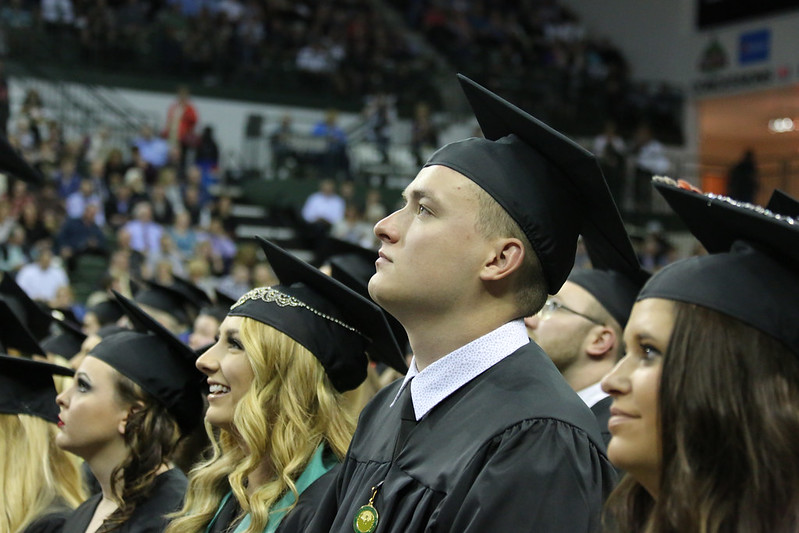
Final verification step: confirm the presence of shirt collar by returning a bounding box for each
[391,319,529,420]
[576,381,608,408]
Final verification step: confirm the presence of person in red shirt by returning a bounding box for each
[163,85,199,172]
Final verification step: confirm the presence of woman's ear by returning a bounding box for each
[118,401,145,436]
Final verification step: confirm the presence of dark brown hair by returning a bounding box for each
[97,374,182,533]
[604,302,799,532]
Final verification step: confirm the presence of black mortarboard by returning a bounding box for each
[425,75,634,294]
[566,216,650,328]
[323,239,410,354]
[42,315,87,359]
[637,179,799,356]
[214,289,237,309]
[766,189,799,218]
[134,279,194,326]
[171,275,213,311]
[88,291,205,433]
[228,237,406,392]
[0,272,53,340]
[0,299,47,357]
[85,299,125,328]
[0,354,73,422]
[0,136,44,185]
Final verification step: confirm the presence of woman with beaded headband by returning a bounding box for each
[166,237,405,533]
[601,180,799,533]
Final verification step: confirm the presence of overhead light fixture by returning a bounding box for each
[768,117,795,133]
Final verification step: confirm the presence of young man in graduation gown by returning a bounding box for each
[295,76,626,533]
[525,241,649,448]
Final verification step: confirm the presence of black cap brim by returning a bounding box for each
[0,299,48,357]
[0,271,53,340]
[0,354,73,422]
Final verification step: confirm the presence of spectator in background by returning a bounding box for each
[270,114,298,179]
[65,177,104,225]
[145,233,186,281]
[202,216,236,271]
[0,225,29,272]
[0,61,9,137]
[150,182,176,226]
[56,203,107,270]
[631,123,670,214]
[727,149,758,204]
[123,201,164,256]
[210,193,236,235]
[301,178,345,227]
[102,147,128,185]
[331,203,373,249]
[194,125,219,171]
[593,120,627,206]
[363,92,396,163]
[182,185,211,228]
[0,199,16,243]
[216,261,250,299]
[133,124,170,170]
[168,210,199,258]
[53,157,82,199]
[104,181,136,230]
[363,188,386,226]
[19,202,51,247]
[311,109,350,180]
[163,85,198,172]
[410,101,438,167]
[16,241,69,303]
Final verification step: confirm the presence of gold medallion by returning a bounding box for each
[353,484,381,533]
[353,504,378,533]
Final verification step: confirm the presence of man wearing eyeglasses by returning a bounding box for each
[525,265,649,447]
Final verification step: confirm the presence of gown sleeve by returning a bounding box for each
[433,418,616,533]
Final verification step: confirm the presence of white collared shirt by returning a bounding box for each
[576,381,608,409]
[391,319,530,421]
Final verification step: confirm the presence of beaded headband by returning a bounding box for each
[231,286,364,337]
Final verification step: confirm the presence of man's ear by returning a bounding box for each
[480,238,525,281]
[585,327,616,360]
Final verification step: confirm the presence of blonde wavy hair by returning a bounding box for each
[0,413,86,533]
[166,318,356,533]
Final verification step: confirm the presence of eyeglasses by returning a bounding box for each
[538,299,605,326]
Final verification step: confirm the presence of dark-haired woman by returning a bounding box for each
[56,293,205,532]
[601,180,799,532]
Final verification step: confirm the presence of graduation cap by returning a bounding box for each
[0,135,44,185]
[42,315,87,359]
[425,75,634,294]
[171,275,213,311]
[228,237,407,392]
[637,178,799,356]
[0,299,47,357]
[0,272,53,340]
[0,354,73,423]
[134,279,195,327]
[84,299,125,328]
[766,189,799,218]
[214,289,237,309]
[322,238,410,354]
[565,213,650,328]
[88,291,205,433]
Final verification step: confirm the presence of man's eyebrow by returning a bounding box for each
[402,188,433,203]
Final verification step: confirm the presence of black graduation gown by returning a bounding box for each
[297,342,617,533]
[275,466,340,533]
[21,499,71,533]
[60,468,187,533]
